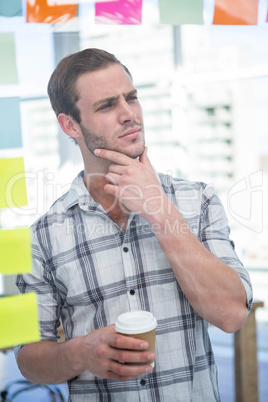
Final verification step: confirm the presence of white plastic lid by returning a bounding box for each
[115,311,157,334]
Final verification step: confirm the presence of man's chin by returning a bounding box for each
[120,143,145,159]
[99,144,145,160]
[124,151,143,159]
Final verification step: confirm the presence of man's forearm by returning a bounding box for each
[16,325,155,384]
[17,338,84,385]
[149,201,249,333]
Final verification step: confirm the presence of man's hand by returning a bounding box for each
[94,147,169,222]
[17,325,154,384]
[77,325,154,380]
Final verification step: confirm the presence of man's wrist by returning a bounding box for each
[59,336,86,378]
[147,202,193,240]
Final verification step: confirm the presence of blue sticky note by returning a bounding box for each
[0,0,22,17]
[0,98,22,149]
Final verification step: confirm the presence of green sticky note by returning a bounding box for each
[0,293,40,349]
[0,33,18,84]
[159,0,204,25]
[0,228,32,275]
[0,157,28,209]
[0,97,22,149]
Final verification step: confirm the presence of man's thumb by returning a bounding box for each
[139,146,150,165]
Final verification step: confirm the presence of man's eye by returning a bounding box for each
[127,96,138,102]
[98,103,112,111]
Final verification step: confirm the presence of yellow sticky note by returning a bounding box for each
[0,228,32,274]
[0,157,28,209]
[0,293,40,349]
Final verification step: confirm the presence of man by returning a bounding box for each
[15,48,252,401]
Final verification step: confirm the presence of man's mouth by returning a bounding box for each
[119,127,142,139]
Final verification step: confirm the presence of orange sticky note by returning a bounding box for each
[213,0,259,25]
[26,0,78,24]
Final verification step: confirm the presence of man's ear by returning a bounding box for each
[58,113,82,140]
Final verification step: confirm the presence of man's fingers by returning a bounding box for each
[94,149,131,165]
[110,330,149,351]
[105,172,120,185]
[103,184,119,198]
[94,147,152,169]
[104,362,153,381]
[111,349,155,366]
[102,329,154,378]
[109,360,154,378]
[108,164,127,175]
[139,146,150,166]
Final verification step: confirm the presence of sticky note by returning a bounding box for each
[26,0,78,24]
[0,33,18,84]
[0,98,22,149]
[159,0,204,25]
[46,0,78,4]
[0,293,40,349]
[47,0,91,3]
[0,0,22,17]
[0,157,28,209]
[213,0,259,25]
[95,0,142,25]
[0,228,32,275]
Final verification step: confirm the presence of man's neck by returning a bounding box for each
[83,171,129,232]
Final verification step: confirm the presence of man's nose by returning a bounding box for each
[118,100,136,124]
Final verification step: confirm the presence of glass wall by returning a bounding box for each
[0,0,267,320]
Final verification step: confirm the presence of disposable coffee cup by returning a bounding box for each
[115,311,157,367]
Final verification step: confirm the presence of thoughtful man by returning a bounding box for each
[15,48,252,401]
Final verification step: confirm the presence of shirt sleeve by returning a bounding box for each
[199,184,253,312]
[14,224,62,358]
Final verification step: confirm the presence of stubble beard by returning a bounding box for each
[80,123,145,159]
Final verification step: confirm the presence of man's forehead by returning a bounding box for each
[76,65,135,101]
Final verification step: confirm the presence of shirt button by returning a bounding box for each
[140,379,146,386]
[123,247,129,253]
[129,289,135,295]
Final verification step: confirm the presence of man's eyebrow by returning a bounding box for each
[93,95,119,109]
[93,89,138,109]
[124,89,138,98]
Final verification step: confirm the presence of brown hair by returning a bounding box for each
[47,48,132,124]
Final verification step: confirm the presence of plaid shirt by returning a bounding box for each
[15,171,252,402]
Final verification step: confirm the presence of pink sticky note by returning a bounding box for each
[266,8,268,22]
[95,0,142,25]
